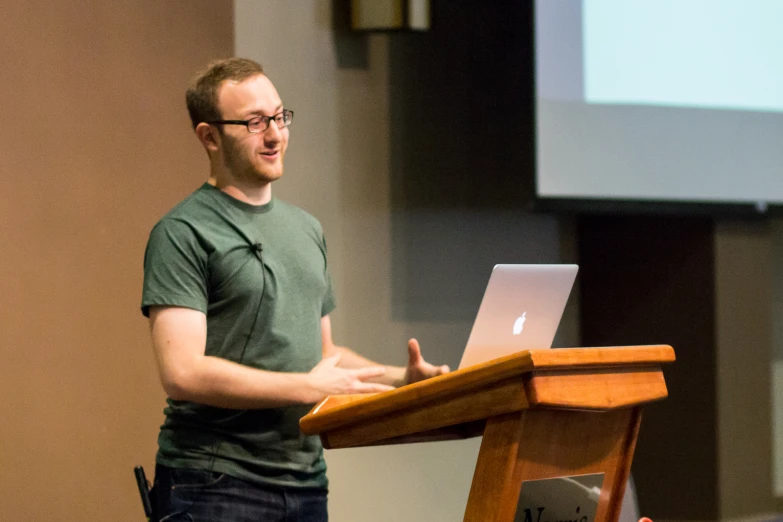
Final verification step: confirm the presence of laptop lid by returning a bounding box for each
[457,264,578,369]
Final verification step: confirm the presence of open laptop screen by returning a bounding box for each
[458,264,578,369]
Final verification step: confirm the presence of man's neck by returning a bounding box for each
[216,181,272,206]
[213,174,272,206]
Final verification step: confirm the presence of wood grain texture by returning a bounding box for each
[525,367,669,410]
[300,346,674,435]
[527,346,676,368]
[322,377,528,448]
[301,349,535,434]
[464,408,643,522]
[464,412,529,521]
[300,346,674,522]
[324,420,486,449]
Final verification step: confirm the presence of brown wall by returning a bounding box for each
[0,2,233,520]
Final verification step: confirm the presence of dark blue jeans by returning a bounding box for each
[151,464,328,522]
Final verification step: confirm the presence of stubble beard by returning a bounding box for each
[221,135,282,186]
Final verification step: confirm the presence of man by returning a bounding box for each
[141,58,449,521]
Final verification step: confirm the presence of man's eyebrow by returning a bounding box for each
[244,104,284,118]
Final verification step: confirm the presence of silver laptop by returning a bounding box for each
[458,264,578,369]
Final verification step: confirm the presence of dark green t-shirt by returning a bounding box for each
[141,183,336,489]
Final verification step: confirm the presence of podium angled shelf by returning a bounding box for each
[301,345,674,448]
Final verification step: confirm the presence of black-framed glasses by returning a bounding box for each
[206,109,294,133]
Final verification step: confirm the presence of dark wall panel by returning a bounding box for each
[388,0,536,210]
[578,215,717,520]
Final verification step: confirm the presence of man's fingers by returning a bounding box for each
[353,366,387,381]
[439,364,450,374]
[407,338,422,366]
[355,382,395,394]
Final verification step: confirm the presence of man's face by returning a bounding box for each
[215,74,289,184]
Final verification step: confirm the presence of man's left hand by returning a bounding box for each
[405,339,450,385]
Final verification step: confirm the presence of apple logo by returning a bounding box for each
[513,312,527,335]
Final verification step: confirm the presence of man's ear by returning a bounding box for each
[194,122,220,153]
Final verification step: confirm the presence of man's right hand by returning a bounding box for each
[306,354,395,401]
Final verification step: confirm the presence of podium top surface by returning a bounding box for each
[300,345,675,437]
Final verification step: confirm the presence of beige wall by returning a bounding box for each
[0,2,233,520]
[773,221,783,502]
[236,5,481,520]
[235,1,569,520]
[715,221,775,519]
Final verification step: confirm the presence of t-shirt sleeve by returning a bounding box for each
[141,219,209,317]
[320,231,337,317]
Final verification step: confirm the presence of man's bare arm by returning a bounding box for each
[320,316,449,387]
[149,306,393,409]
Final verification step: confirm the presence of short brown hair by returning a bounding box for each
[185,58,265,128]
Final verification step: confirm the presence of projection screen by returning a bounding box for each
[535,0,783,212]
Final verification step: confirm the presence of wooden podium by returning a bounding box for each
[300,346,675,522]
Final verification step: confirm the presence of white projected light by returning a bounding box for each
[584,1,783,114]
[535,0,783,207]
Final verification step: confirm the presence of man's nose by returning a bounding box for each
[263,122,283,143]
